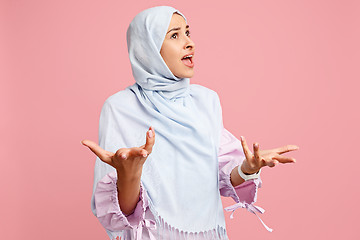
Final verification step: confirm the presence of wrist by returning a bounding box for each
[240,163,259,175]
[238,164,261,181]
[116,169,142,183]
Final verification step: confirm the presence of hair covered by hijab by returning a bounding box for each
[126,6,190,93]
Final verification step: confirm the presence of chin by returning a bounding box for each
[176,70,194,79]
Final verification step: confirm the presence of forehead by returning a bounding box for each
[167,13,187,28]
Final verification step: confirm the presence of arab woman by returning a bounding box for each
[81,5,299,240]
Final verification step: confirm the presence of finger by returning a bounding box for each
[273,155,296,163]
[143,126,155,154]
[115,148,130,160]
[263,158,278,168]
[240,136,253,161]
[81,139,113,165]
[128,147,149,159]
[271,160,279,167]
[253,142,261,161]
[275,145,300,154]
[253,142,266,167]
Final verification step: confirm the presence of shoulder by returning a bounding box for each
[190,84,221,109]
[190,84,220,102]
[103,87,136,108]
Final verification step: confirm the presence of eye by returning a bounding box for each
[171,33,178,39]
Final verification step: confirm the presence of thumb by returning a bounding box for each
[143,126,155,154]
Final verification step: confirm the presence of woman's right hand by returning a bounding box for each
[81,126,155,178]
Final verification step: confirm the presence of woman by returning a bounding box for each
[81,6,299,240]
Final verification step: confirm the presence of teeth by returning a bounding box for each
[183,55,193,59]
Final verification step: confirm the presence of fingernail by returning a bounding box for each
[148,130,153,138]
[240,136,244,141]
[143,153,147,157]
[121,154,127,159]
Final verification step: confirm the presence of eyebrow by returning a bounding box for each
[167,25,189,34]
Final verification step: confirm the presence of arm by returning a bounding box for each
[230,166,245,187]
[115,125,154,216]
[230,162,260,187]
[218,127,272,232]
[94,171,149,231]
[84,100,155,231]
[116,169,142,216]
[218,127,261,204]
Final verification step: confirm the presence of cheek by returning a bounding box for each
[164,44,180,63]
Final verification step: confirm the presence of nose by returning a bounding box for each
[184,36,195,51]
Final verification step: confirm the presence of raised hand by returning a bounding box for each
[239,136,299,174]
[81,126,155,178]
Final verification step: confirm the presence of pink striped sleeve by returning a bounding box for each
[94,171,149,232]
[218,127,273,232]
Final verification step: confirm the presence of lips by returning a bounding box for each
[181,53,194,68]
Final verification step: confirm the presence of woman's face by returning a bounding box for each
[160,13,195,79]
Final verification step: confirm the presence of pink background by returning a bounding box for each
[1,0,359,239]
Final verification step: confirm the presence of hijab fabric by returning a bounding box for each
[92,6,228,239]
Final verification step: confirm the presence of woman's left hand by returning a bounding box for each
[239,136,299,174]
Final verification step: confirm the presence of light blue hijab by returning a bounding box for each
[126,6,190,100]
[92,5,227,238]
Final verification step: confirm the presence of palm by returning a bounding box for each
[240,136,299,174]
[81,126,155,170]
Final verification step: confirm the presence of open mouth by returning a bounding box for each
[181,55,194,67]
